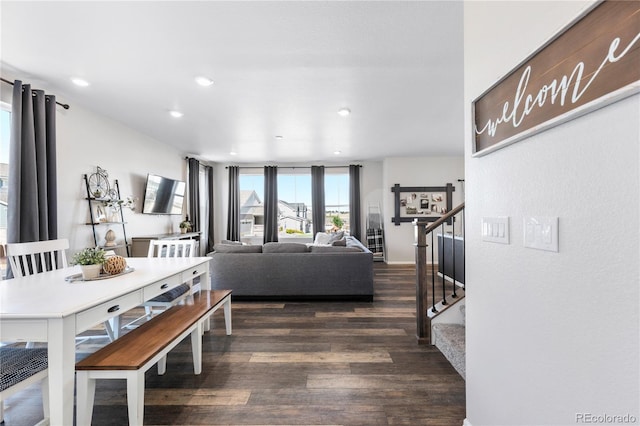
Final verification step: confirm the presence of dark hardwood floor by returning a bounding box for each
[4,263,466,425]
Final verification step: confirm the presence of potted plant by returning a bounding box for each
[331,215,344,231]
[179,217,192,234]
[72,247,106,280]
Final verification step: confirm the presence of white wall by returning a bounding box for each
[464,2,639,425]
[382,156,464,263]
[54,104,187,254]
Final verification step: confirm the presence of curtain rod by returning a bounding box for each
[1,77,70,110]
[225,165,361,170]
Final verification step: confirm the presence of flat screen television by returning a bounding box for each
[141,174,186,215]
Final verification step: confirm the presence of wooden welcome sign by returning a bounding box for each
[472,0,640,156]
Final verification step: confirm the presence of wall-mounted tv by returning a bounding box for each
[142,174,186,215]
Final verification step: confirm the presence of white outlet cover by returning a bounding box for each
[523,216,559,252]
[482,216,509,244]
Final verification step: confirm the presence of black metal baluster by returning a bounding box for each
[462,208,466,291]
[452,215,457,299]
[441,223,447,306]
[431,231,437,313]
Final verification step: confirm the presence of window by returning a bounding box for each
[238,167,350,242]
[1,103,11,278]
[238,170,264,243]
[277,171,312,237]
[324,168,350,234]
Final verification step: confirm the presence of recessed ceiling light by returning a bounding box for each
[337,108,351,117]
[229,151,237,156]
[274,135,284,140]
[169,110,184,118]
[71,77,90,87]
[334,150,342,155]
[195,76,214,87]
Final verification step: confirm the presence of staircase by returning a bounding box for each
[414,203,466,379]
[432,303,465,379]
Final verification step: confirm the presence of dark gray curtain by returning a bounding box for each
[263,166,278,243]
[187,157,200,231]
[7,81,58,246]
[311,166,325,235]
[349,165,362,241]
[226,166,240,241]
[206,166,215,252]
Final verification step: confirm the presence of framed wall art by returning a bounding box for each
[390,183,454,226]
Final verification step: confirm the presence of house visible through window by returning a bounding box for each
[325,168,349,234]
[239,167,350,243]
[1,103,11,279]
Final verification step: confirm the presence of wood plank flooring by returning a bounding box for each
[3,263,466,425]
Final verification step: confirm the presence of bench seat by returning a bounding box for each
[76,289,231,426]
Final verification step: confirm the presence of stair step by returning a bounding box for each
[432,323,465,379]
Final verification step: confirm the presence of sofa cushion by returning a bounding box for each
[213,244,262,253]
[309,245,363,253]
[263,242,309,253]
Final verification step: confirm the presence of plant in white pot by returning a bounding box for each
[179,218,192,234]
[72,247,106,280]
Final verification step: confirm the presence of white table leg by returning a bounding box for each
[47,315,76,425]
[202,268,212,332]
[224,297,232,335]
[191,323,203,375]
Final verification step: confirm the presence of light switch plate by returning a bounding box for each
[524,216,559,252]
[482,216,509,244]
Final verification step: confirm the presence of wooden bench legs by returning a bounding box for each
[76,292,232,426]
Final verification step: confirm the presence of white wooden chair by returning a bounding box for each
[0,347,49,425]
[5,239,117,342]
[121,240,197,331]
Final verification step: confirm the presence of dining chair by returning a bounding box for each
[5,239,117,342]
[0,347,49,425]
[121,239,197,331]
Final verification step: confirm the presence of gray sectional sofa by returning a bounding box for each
[208,236,374,301]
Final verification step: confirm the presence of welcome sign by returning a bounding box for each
[472,0,640,156]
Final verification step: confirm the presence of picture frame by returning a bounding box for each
[390,183,455,225]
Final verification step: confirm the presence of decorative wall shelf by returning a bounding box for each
[83,171,131,256]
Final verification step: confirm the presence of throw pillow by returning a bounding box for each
[331,238,347,246]
[313,232,332,245]
[328,231,344,243]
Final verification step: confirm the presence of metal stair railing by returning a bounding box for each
[414,202,465,343]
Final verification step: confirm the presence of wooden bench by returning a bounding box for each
[76,290,232,426]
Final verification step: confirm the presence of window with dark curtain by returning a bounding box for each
[263,166,278,243]
[227,166,240,241]
[349,165,362,241]
[311,166,325,236]
[187,158,200,230]
[205,167,215,253]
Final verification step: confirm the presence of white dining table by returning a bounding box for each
[0,256,211,426]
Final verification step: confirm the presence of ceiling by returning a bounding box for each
[1,1,464,164]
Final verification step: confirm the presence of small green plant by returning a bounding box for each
[179,216,192,230]
[332,215,344,229]
[72,247,106,265]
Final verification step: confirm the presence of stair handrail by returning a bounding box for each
[415,202,465,233]
[414,202,465,343]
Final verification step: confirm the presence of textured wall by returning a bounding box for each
[464,1,639,425]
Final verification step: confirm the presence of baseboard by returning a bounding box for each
[385,261,416,265]
[463,418,472,426]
